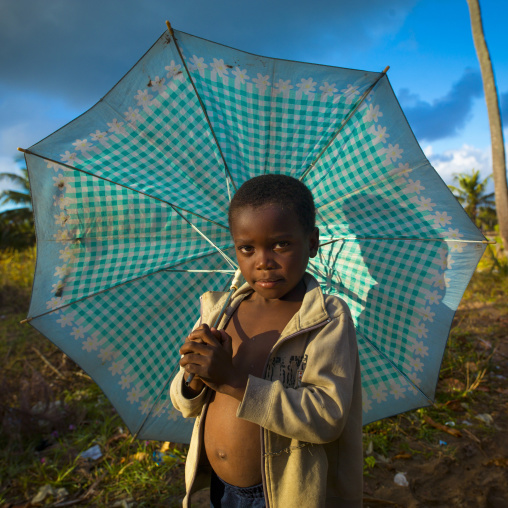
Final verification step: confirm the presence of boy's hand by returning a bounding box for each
[178,325,213,396]
[179,324,246,400]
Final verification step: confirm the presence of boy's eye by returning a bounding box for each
[274,241,290,250]
[237,245,253,254]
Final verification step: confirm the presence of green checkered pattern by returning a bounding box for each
[76,78,231,226]
[56,251,233,419]
[76,254,232,396]
[309,236,443,396]
[28,29,484,437]
[54,168,233,306]
[187,69,368,187]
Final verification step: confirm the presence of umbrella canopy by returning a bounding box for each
[22,24,486,443]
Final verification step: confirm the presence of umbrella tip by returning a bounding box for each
[382,66,390,74]
[17,147,28,153]
[231,269,242,290]
[165,20,174,36]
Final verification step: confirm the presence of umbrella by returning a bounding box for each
[20,22,487,443]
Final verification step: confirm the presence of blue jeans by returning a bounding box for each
[210,470,266,508]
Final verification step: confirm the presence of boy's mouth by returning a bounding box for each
[255,278,283,288]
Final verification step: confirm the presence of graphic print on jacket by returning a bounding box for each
[265,354,308,388]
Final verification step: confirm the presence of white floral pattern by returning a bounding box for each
[210,58,228,77]
[296,77,317,95]
[274,79,293,98]
[252,73,270,93]
[232,67,249,85]
[319,82,338,99]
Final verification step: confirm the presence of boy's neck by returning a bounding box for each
[248,277,306,306]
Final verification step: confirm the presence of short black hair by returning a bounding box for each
[228,174,316,234]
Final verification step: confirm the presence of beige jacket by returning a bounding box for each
[170,273,363,507]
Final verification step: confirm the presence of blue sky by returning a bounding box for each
[1,0,506,198]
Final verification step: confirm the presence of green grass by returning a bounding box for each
[0,357,187,506]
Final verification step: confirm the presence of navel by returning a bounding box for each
[217,450,228,460]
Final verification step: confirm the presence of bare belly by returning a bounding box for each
[204,391,262,487]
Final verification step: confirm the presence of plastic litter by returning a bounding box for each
[394,472,409,487]
[80,444,102,460]
[32,484,54,504]
[152,450,179,466]
[439,440,447,446]
[31,485,68,504]
[475,413,494,425]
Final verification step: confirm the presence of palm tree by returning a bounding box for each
[466,0,508,252]
[448,169,495,229]
[0,165,35,249]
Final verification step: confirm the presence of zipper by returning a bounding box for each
[260,317,332,507]
[187,394,211,501]
[187,294,208,500]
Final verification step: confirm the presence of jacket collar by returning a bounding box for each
[203,272,330,337]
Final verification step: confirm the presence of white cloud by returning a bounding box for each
[424,144,492,187]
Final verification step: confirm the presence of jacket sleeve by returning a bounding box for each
[236,312,360,444]
[169,368,208,418]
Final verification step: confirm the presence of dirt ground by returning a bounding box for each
[363,299,508,508]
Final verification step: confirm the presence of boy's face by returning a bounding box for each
[230,204,319,301]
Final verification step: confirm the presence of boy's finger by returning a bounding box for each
[188,324,221,346]
[180,352,208,367]
[209,327,224,341]
[217,330,233,355]
[180,341,212,356]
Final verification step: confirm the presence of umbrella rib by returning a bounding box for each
[318,236,492,247]
[298,67,389,183]
[20,149,229,230]
[166,22,238,192]
[264,62,278,175]
[313,267,427,319]
[356,329,434,404]
[170,206,237,269]
[314,159,431,213]
[164,269,235,274]
[25,247,235,323]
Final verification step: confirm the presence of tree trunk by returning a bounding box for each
[466,0,508,255]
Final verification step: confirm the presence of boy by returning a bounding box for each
[170,175,363,507]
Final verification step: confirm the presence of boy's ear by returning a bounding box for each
[309,227,319,258]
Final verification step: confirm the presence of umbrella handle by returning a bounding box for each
[185,269,242,386]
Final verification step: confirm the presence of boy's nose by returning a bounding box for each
[255,250,276,270]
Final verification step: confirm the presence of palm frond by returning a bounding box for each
[0,172,29,188]
[0,190,32,207]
